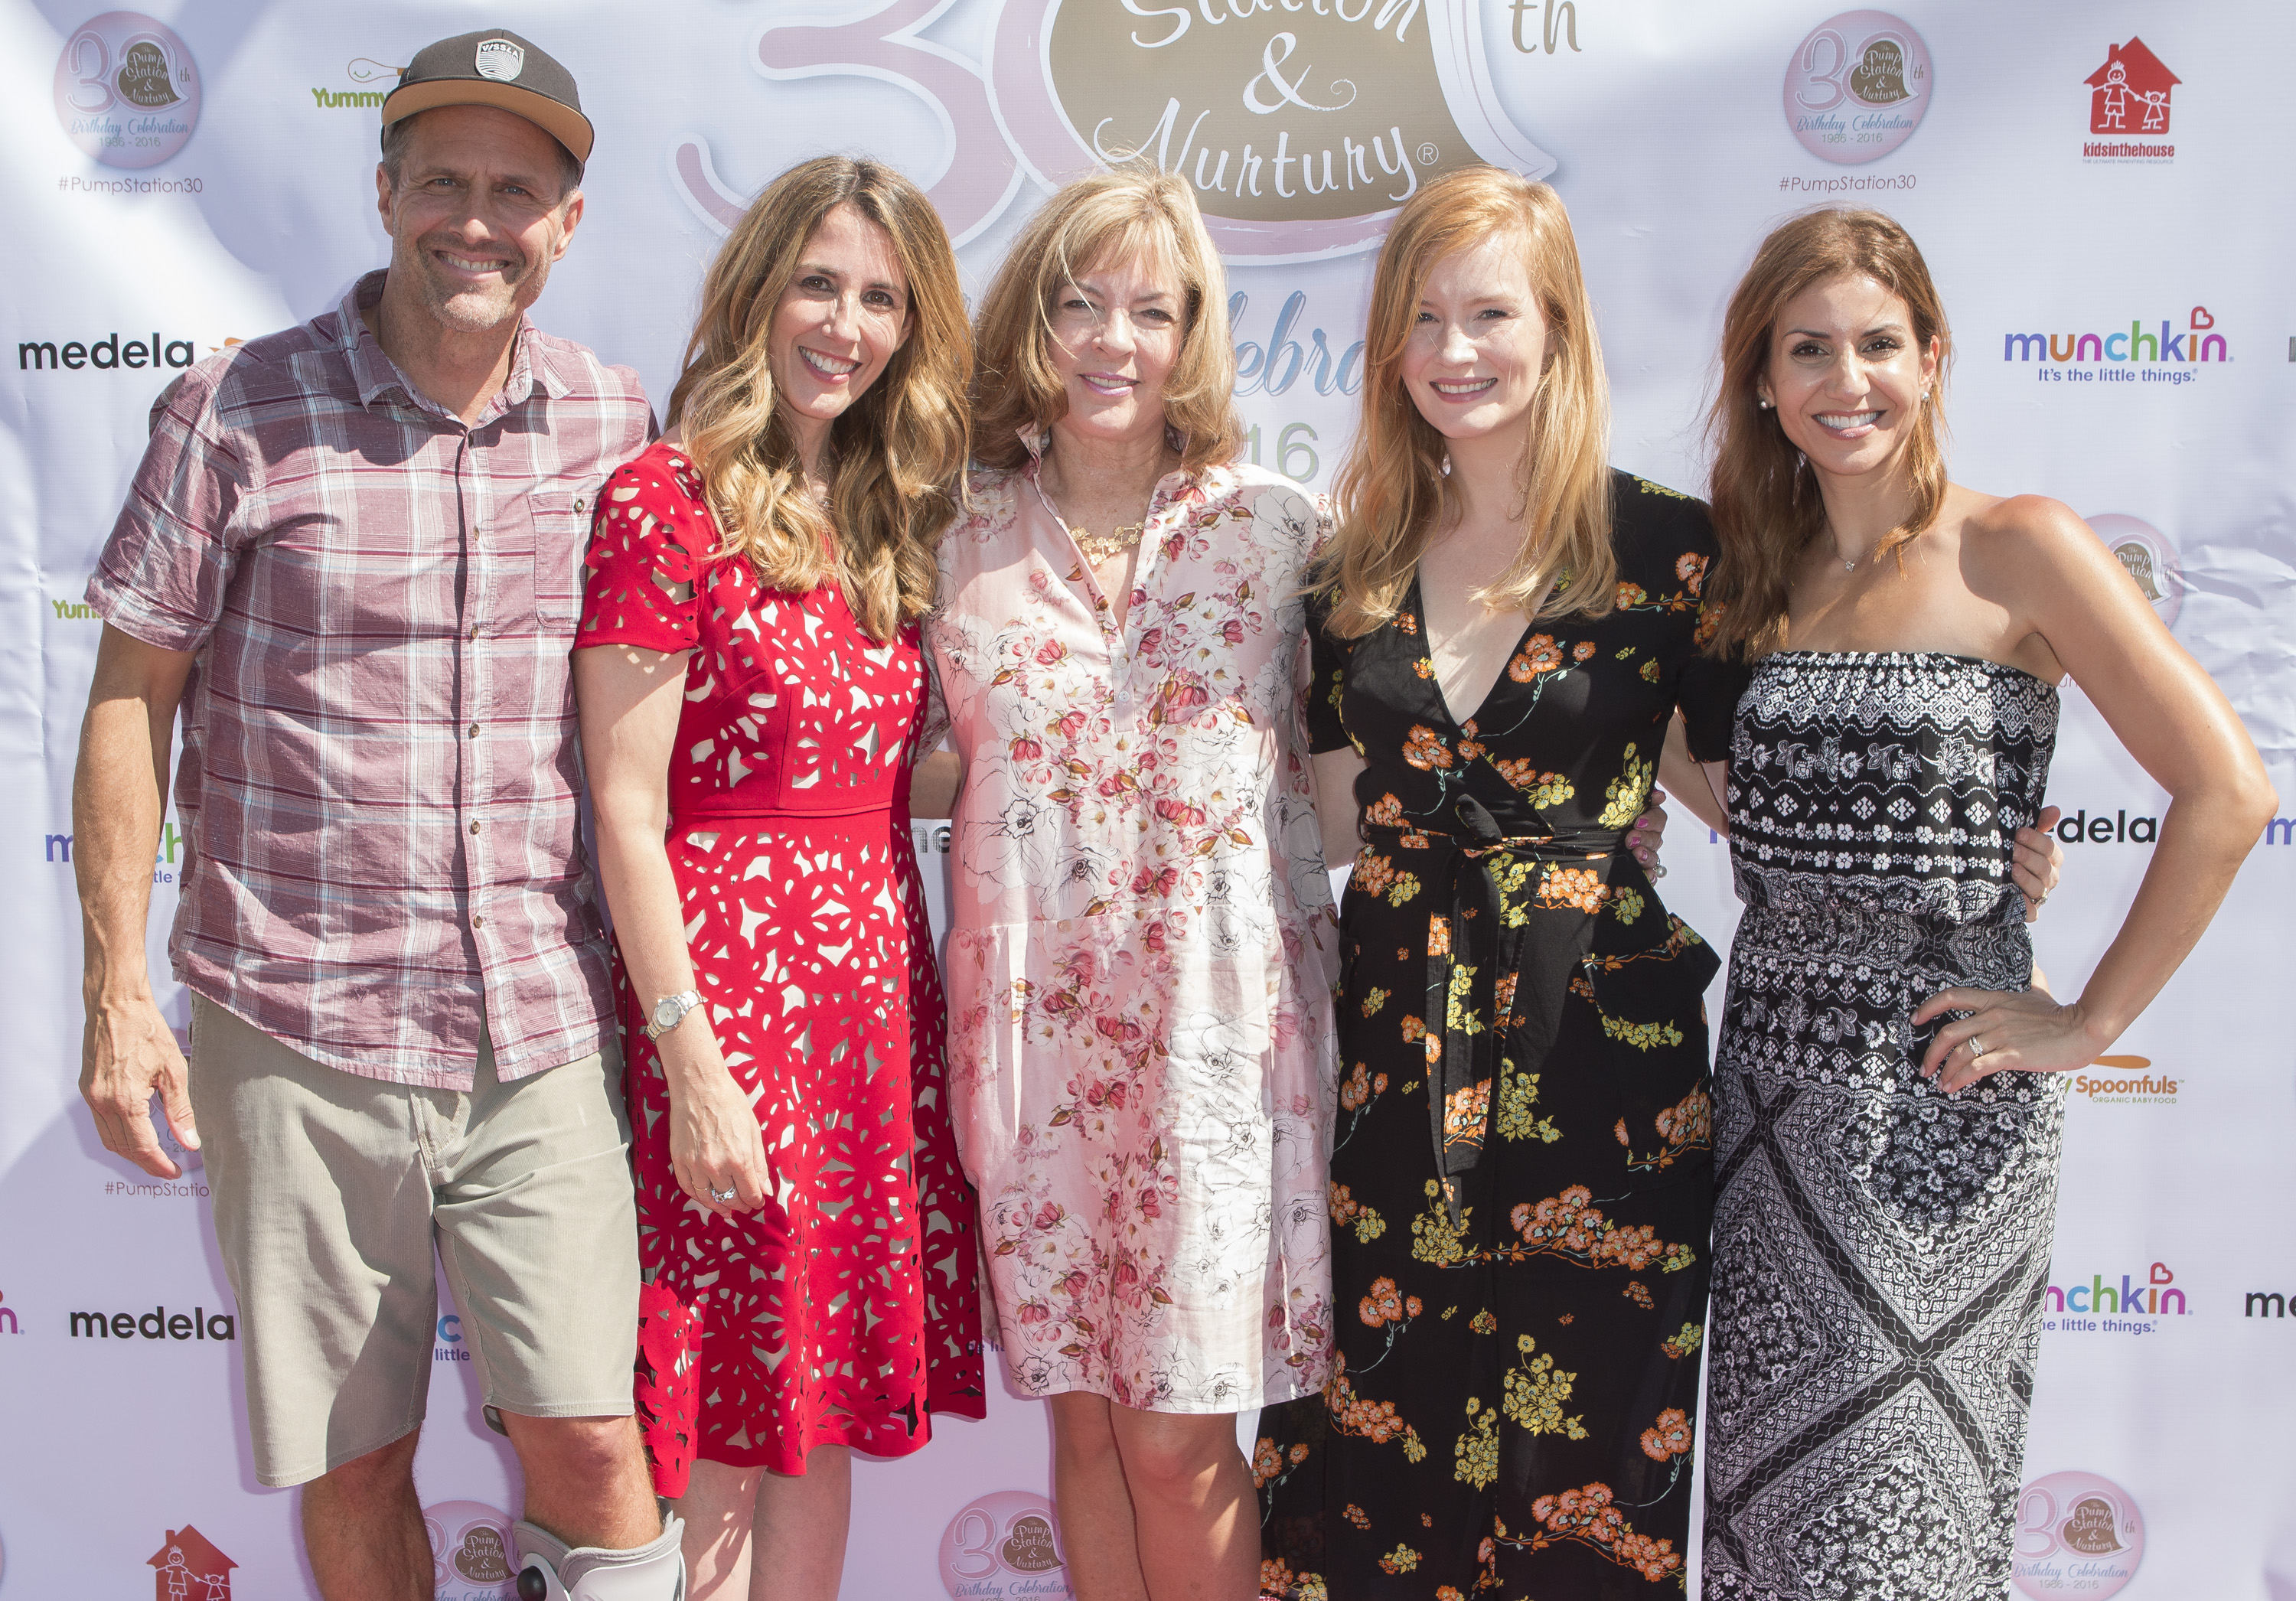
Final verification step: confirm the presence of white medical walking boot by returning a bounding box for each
[513,1515,686,1600]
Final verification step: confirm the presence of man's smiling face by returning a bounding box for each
[376,103,582,334]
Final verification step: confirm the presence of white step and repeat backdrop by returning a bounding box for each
[2,2,2291,1596]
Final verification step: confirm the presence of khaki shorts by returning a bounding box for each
[189,995,638,1487]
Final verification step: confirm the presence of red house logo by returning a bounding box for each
[2087,38,2178,135]
[147,1526,236,1601]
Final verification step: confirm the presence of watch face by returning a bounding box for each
[652,997,680,1029]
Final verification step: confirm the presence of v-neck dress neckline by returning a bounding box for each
[1407,572,1545,732]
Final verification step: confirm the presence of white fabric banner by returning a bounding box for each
[1,2,2290,1596]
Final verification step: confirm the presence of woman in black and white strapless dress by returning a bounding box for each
[1665,211,2272,1600]
[1698,652,2066,1599]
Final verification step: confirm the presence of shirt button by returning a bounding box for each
[468,624,479,641]
[472,914,485,930]
[468,723,480,737]
[469,822,481,835]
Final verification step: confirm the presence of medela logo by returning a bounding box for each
[2043,1262,2185,1335]
[2007,308,2226,387]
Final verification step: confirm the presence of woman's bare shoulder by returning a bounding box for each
[1952,487,2105,578]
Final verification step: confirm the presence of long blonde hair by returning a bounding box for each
[970,165,1244,478]
[664,156,970,641]
[1703,208,1952,658]
[1318,167,1615,637]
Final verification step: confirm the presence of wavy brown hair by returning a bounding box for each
[1703,208,1952,658]
[1317,167,1615,638]
[970,165,1243,477]
[664,156,969,641]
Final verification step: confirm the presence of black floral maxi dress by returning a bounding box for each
[1261,474,1738,1601]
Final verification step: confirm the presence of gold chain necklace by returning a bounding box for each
[1031,463,1153,567]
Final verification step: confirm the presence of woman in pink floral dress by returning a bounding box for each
[913,168,1339,1599]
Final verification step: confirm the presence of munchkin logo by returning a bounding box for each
[669,0,1553,262]
[2043,1262,2184,1335]
[2005,308,2227,386]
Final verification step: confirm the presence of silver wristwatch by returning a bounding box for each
[644,989,703,1041]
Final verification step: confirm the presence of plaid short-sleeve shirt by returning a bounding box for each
[89,271,654,1088]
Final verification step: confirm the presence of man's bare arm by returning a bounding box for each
[75,624,197,1177]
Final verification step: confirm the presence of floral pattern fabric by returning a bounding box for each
[1260,473,1727,1598]
[921,457,1339,1413]
[578,439,983,1490]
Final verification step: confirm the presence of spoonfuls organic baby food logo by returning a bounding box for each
[673,0,1553,262]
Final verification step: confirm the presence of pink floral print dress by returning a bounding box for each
[923,457,1339,1414]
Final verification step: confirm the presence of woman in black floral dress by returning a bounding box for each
[1258,168,1737,1599]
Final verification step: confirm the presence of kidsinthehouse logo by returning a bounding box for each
[2007,308,2226,388]
[2043,1262,2186,1336]
[147,1526,235,1601]
[2083,37,2177,161]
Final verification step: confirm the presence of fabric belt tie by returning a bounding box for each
[1367,794,1627,1228]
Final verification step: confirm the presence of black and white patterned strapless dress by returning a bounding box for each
[1701,652,2069,1601]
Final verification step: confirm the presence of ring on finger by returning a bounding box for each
[1968,1037,1986,1058]
[709,1183,737,1203]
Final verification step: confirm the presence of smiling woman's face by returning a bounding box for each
[768,201,912,464]
[1045,248,1185,452]
[1760,272,1939,484]
[1398,231,1549,449]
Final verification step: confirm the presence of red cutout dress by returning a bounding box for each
[578,439,983,1490]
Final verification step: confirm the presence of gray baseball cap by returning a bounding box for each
[380,28,592,164]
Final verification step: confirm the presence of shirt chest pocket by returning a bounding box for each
[526,486,593,632]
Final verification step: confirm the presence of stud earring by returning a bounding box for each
[1756,398,1773,410]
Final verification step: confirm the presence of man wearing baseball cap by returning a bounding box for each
[74,29,681,1601]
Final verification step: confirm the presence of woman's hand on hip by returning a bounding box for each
[1913,979,2103,1091]
[662,1031,775,1217]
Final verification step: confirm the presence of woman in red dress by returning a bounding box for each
[573,156,980,1598]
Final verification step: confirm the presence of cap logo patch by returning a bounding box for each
[473,39,523,81]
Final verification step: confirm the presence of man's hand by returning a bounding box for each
[81,994,196,1177]
[73,623,197,1177]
